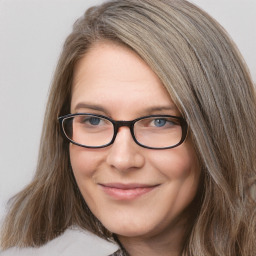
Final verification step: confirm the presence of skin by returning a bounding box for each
[70,41,201,256]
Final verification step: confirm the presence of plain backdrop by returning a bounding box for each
[0,0,255,254]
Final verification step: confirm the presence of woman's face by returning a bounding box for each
[70,41,200,240]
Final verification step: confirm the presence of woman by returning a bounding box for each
[1,0,256,255]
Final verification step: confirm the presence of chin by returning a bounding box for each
[100,214,160,238]
[110,225,154,238]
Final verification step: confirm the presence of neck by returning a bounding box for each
[117,221,188,256]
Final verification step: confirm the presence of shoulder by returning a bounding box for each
[1,228,118,256]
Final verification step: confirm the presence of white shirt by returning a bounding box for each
[0,228,118,256]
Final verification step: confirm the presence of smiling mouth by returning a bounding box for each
[99,183,159,200]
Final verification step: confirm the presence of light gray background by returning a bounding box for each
[0,0,255,254]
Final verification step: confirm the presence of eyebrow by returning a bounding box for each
[73,102,179,116]
[144,105,178,113]
[74,103,110,114]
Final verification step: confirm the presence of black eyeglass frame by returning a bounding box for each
[58,113,188,150]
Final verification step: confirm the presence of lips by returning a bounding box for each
[99,183,159,200]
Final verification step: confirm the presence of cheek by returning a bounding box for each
[69,145,99,212]
[69,144,106,204]
[148,143,199,180]
[150,143,200,218]
[69,144,103,180]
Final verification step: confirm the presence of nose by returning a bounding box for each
[106,127,145,172]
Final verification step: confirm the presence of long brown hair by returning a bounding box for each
[1,0,256,255]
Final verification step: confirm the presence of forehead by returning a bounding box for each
[72,41,161,88]
[71,41,178,117]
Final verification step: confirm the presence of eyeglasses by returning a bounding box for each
[58,113,188,150]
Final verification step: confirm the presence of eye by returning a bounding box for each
[137,116,178,129]
[153,118,167,127]
[78,116,104,126]
[88,117,101,125]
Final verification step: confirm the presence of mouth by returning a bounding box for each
[99,183,159,200]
